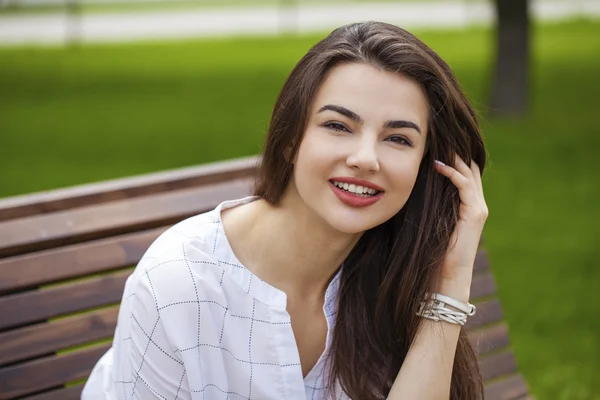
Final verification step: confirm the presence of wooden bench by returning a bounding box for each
[0,156,530,400]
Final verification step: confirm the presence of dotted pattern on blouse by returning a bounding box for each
[83,197,348,400]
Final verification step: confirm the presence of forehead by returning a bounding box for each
[312,63,430,127]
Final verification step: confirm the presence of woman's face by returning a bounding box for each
[290,62,430,234]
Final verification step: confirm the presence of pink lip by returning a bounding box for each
[328,180,383,208]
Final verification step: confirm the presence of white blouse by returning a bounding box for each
[82,196,349,400]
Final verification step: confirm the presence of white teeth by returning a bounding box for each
[332,180,379,197]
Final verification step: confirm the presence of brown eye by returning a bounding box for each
[386,135,413,147]
[324,122,350,132]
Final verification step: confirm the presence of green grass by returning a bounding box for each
[481,21,600,399]
[1,19,599,399]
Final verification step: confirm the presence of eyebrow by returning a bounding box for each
[317,104,422,134]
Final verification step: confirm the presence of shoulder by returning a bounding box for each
[127,204,227,310]
[123,196,261,324]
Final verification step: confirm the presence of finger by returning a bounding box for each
[434,160,469,190]
[453,154,473,178]
[471,161,484,192]
[435,160,479,209]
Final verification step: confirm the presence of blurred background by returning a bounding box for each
[0,0,598,398]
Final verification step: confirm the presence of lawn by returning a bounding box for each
[1,19,599,399]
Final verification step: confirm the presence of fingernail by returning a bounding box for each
[434,160,445,167]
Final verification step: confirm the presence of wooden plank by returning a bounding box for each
[0,271,129,330]
[22,384,84,400]
[0,227,166,293]
[469,323,511,355]
[0,156,258,221]
[470,272,497,300]
[0,177,254,258]
[484,374,530,400]
[479,351,518,382]
[474,249,490,274]
[0,306,118,366]
[465,299,503,330]
[0,343,109,399]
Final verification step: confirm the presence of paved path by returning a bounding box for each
[0,0,599,45]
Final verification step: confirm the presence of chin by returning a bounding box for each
[327,220,370,234]
[321,207,387,235]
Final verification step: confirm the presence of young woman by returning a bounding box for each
[83,21,488,400]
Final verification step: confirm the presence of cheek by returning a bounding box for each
[387,156,423,194]
[294,131,335,179]
[292,142,321,194]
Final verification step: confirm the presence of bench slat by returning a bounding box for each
[465,299,503,330]
[469,323,511,355]
[0,271,129,330]
[0,325,518,399]
[0,227,165,293]
[0,240,490,296]
[0,343,110,399]
[484,374,530,400]
[474,249,490,274]
[470,272,497,300]
[0,264,498,333]
[22,384,84,400]
[0,291,505,367]
[479,351,518,382]
[0,306,118,366]
[0,178,253,258]
[1,328,517,399]
[6,354,524,399]
[0,156,257,222]
[1,325,517,398]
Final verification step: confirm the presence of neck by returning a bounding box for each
[228,189,361,302]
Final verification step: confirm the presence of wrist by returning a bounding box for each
[437,278,471,303]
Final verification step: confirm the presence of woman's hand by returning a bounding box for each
[434,156,488,302]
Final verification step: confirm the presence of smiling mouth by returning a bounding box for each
[330,180,382,197]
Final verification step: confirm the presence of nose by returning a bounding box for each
[346,134,380,173]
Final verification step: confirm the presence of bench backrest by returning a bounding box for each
[0,156,529,400]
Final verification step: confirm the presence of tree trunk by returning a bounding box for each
[490,0,530,116]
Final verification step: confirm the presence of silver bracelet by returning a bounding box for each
[416,293,476,326]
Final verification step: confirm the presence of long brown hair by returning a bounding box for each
[255,21,485,399]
